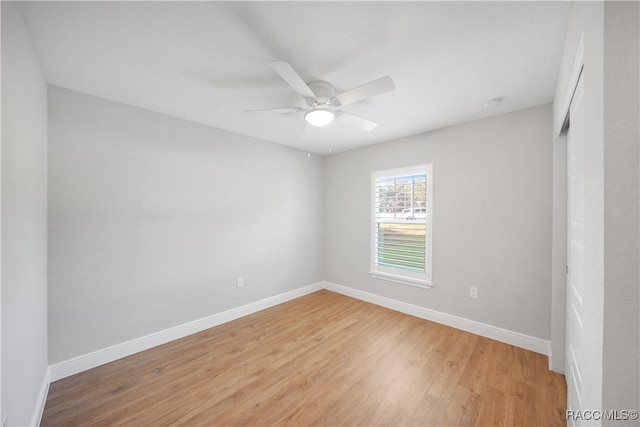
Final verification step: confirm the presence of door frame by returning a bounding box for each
[550,31,584,374]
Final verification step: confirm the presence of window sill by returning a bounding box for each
[369,272,434,289]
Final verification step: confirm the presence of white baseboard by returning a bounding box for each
[49,282,323,381]
[49,280,550,384]
[323,281,551,356]
[31,367,50,427]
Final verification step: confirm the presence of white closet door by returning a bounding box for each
[566,71,585,426]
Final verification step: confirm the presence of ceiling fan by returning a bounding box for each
[246,61,396,133]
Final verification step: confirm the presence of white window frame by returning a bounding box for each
[370,164,433,289]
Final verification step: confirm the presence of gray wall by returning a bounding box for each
[1,3,49,426]
[48,87,324,363]
[602,0,639,417]
[324,104,553,340]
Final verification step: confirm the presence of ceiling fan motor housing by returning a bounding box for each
[306,81,337,108]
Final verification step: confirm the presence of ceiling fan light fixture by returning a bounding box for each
[305,108,335,127]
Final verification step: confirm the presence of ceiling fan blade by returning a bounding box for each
[335,111,378,131]
[268,61,317,99]
[244,107,302,114]
[335,76,395,106]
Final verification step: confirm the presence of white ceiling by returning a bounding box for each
[19,1,570,155]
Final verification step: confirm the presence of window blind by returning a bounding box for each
[374,173,427,273]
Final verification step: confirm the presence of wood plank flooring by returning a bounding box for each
[42,290,566,426]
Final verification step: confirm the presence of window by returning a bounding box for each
[371,164,433,288]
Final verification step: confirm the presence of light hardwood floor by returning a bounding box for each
[42,290,566,426]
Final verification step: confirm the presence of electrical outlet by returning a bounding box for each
[469,286,478,299]
[236,277,244,288]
